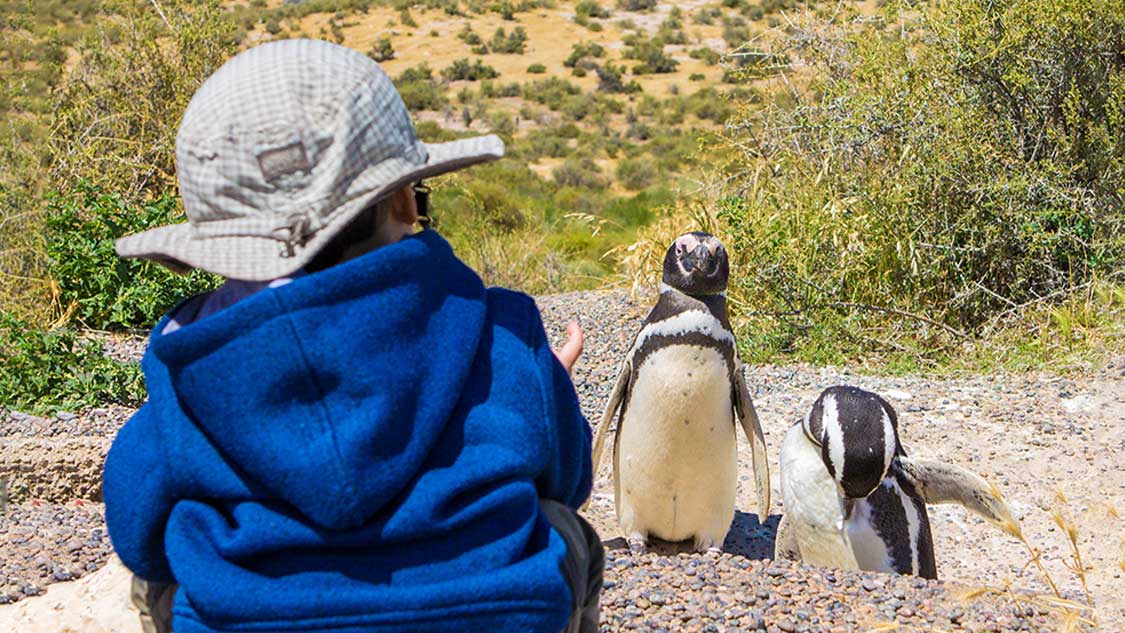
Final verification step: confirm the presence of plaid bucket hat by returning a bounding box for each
[115,39,504,280]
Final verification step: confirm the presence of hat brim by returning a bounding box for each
[115,134,504,281]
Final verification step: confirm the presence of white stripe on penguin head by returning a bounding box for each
[822,392,847,488]
[881,404,896,478]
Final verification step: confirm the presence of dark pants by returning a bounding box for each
[540,499,605,633]
[132,500,604,633]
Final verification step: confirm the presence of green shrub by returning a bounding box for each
[575,0,611,19]
[693,6,722,25]
[399,8,418,27]
[616,0,656,11]
[595,63,642,94]
[489,26,528,54]
[0,312,146,415]
[45,183,219,330]
[721,0,1125,357]
[458,24,484,46]
[616,157,659,191]
[395,64,448,110]
[689,47,721,65]
[527,63,547,73]
[442,58,500,81]
[369,36,395,62]
[564,42,606,68]
[553,158,608,189]
[522,77,582,109]
[624,37,679,74]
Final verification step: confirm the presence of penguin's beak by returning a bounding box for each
[680,244,709,273]
[843,498,857,520]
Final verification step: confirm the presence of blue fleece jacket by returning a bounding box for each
[103,229,593,632]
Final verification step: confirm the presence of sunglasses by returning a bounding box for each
[413,180,432,229]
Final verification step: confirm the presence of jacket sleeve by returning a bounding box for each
[103,403,178,583]
[529,304,593,509]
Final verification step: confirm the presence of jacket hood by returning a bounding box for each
[143,229,486,530]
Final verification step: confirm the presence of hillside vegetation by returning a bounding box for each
[1,0,1123,413]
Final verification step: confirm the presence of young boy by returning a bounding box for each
[104,39,602,633]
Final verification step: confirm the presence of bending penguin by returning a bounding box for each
[776,386,1021,579]
[588,232,770,554]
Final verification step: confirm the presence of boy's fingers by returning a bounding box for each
[552,321,584,374]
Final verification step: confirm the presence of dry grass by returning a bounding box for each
[951,489,1119,631]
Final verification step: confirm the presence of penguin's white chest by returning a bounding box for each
[616,345,737,546]
[780,425,907,573]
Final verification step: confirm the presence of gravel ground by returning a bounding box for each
[1,288,1121,630]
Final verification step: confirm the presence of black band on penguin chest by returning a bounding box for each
[630,290,736,377]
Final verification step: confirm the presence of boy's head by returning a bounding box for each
[115,39,503,280]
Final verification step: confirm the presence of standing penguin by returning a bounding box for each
[588,232,770,554]
[777,386,1021,579]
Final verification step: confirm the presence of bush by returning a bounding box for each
[616,157,659,191]
[395,64,448,110]
[564,42,606,68]
[689,47,721,66]
[624,38,679,74]
[720,0,1125,353]
[442,58,500,81]
[0,312,146,415]
[522,77,582,109]
[369,37,395,62]
[489,26,528,54]
[554,158,608,189]
[575,1,611,19]
[595,63,642,94]
[616,0,656,11]
[44,183,219,330]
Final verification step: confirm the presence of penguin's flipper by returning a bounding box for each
[774,514,801,562]
[733,363,771,519]
[582,359,631,511]
[896,458,1022,539]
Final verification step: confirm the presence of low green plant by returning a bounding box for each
[44,183,219,330]
[616,0,656,11]
[0,312,145,415]
[595,63,642,94]
[616,157,659,191]
[527,63,547,73]
[564,42,606,68]
[394,63,448,110]
[689,47,721,65]
[554,158,608,189]
[442,58,500,81]
[624,37,678,74]
[369,36,394,61]
[489,26,527,54]
[575,0,610,19]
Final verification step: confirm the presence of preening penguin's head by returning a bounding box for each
[662,232,729,296]
[803,386,901,502]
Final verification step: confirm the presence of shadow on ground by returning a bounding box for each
[602,511,780,559]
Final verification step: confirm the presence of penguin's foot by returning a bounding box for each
[693,536,723,553]
[626,534,648,556]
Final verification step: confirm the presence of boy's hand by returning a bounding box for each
[552,321,584,375]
